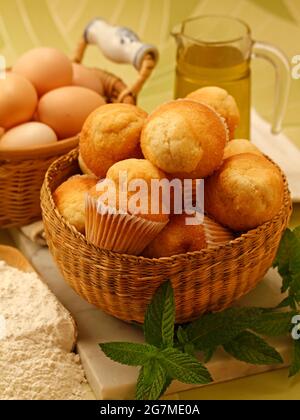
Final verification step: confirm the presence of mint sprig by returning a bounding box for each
[223,331,283,365]
[99,225,300,399]
[100,281,212,400]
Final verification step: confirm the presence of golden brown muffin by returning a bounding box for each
[53,174,98,233]
[79,103,147,178]
[141,100,228,179]
[106,158,165,187]
[205,154,284,231]
[186,86,240,139]
[143,213,207,258]
[223,139,262,160]
[88,182,168,223]
[104,158,168,223]
[86,175,169,255]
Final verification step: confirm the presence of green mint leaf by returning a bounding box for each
[290,231,300,275]
[177,326,188,346]
[273,228,297,272]
[183,343,196,357]
[136,360,168,400]
[185,307,263,350]
[290,273,300,296]
[144,281,175,348]
[277,296,293,308]
[203,347,216,363]
[281,272,293,293]
[273,228,300,298]
[289,339,300,377]
[99,342,158,366]
[159,347,212,384]
[277,296,297,309]
[252,311,297,336]
[294,226,300,242]
[223,331,283,365]
[176,326,196,356]
[161,376,172,396]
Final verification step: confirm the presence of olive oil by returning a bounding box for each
[174,44,251,138]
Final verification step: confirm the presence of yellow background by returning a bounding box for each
[1,0,300,399]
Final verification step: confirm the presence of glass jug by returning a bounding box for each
[172,15,290,138]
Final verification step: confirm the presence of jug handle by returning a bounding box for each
[252,41,290,134]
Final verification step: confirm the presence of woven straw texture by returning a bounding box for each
[0,47,156,228]
[41,148,292,324]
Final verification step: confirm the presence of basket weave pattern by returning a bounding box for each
[0,66,139,228]
[0,155,60,228]
[41,149,292,324]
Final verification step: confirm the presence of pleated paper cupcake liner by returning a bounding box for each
[203,215,234,247]
[85,195,168,255]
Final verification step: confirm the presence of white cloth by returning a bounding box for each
[251,109,300,202]
[20,221,46,246]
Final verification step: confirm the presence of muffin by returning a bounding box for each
[143,213,234,258]
[79,103,147,178]
[223,139,262,160]
[143,213,207,258]
[85,159,169,255]
[141,100,228,179]
[53,174,98,233]
[186,86,240,139]
[205,154,284,231]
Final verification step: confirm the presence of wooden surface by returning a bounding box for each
[0,244,34,272]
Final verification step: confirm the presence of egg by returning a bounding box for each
[0,122,57,149]
[12,47,73,96]
[0,73,38,129]
[72,63,104,95]
[37,86,106,139]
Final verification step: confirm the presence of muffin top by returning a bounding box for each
[223,139,262,160]
[205,153,284,231]
[54,174,98,233]
[186,86,240,139]
[79,103,147,177]
[106,158,166,187]
[140,99,228,179]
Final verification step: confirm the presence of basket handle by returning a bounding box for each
[73,18,159,102]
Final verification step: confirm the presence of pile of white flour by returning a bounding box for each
[0,260,91,400]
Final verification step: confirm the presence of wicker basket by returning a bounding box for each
[41,148,292,324]
[0,38,156,228]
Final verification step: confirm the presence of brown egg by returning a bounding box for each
[13,47,73,96]
[72,63,104,96]
[0,73,38,129]
[0,122,57,149]
[37,86,106,139]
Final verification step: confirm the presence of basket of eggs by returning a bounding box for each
[41,86,292,324]
[0,18,158,228]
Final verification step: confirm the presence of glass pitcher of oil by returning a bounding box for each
[172,15,290,138]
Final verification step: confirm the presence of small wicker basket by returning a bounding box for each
[0,34,156,228]
[41,148,292,324]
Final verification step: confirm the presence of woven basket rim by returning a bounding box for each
[43,148,292,266]
[0,136,79,161]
